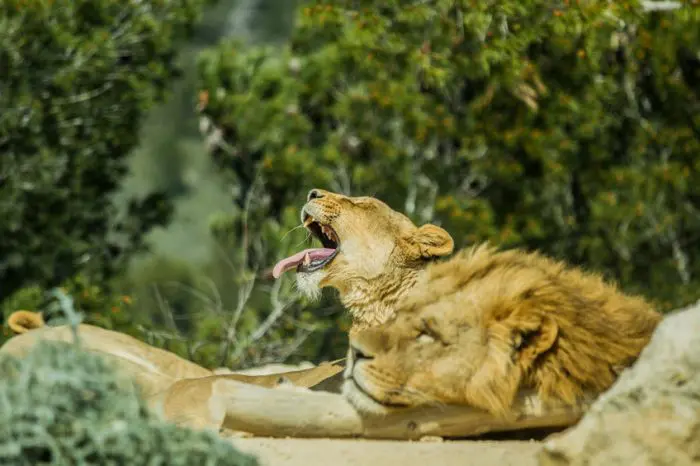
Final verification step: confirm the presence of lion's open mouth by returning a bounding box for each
[271,213,340,279]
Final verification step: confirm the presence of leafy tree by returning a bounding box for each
[98,0,338,369]
[0,0,207,303]
[117,189,342,369]
[197,0,700,325]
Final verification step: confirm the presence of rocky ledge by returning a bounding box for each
[538,300,700,466]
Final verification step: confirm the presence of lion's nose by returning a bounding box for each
[307,189,324,201]
[350,344,373,362]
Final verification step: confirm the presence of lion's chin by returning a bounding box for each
[294,269,326,301]
[341,379,392,417]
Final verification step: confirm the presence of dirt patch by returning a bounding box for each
[230,438,541,466]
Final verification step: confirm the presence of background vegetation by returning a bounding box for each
[0,0,206,339]
[2,0,699,369]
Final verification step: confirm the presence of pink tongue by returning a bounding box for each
[272,248,336,279]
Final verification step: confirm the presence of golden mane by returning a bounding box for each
[343,243,661,416]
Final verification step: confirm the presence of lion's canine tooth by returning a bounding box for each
[303,216,314,228]
[322,225,332,239]
[303,253,311,266]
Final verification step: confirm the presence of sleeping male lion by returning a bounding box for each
[273,188,455,334]
[273,189,661,416]
[342,243,662,417]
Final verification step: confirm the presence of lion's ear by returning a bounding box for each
[506,312,558,367]
[402,224,454,260]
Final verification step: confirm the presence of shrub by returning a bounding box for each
[0,336,258,465]
[0,0,206,301]
[1,276,141,346]
[119,203,341,369]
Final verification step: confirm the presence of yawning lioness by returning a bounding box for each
[272,188,453,333]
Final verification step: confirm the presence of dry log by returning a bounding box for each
[211,378,589,440]
[148,370,347,432]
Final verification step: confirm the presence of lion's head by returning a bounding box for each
[272,189,454,330]
[342,244,662,417]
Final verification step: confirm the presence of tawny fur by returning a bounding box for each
[292,189,454,334]
[6,310,45,334]
[343,242,662,417]
[291,190,660,416]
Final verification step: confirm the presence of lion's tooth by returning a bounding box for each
[303,253,311,266]
[303,216,314,228]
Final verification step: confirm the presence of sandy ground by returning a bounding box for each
[231,438,542,466]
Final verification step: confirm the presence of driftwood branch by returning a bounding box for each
[210,379,588,440]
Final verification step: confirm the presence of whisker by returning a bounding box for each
[364,368,445,409]
[281,224,306,241]
[293,231,313,249]
[404,386,446,408]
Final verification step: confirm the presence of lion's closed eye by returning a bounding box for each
[416,318,448,345]
[416,332,436,344]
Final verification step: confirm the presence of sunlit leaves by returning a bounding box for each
[199,0,700,310]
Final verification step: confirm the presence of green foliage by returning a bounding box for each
[0,339,258,466]
[198,0,700,315]
[121,193,345,369]
[1,275,141,346]
[0,0,207,300]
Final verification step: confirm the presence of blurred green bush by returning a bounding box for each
[0,0,206,301]
[0,334,258,466]
[1,275,141,346]
[197,0,700,321]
